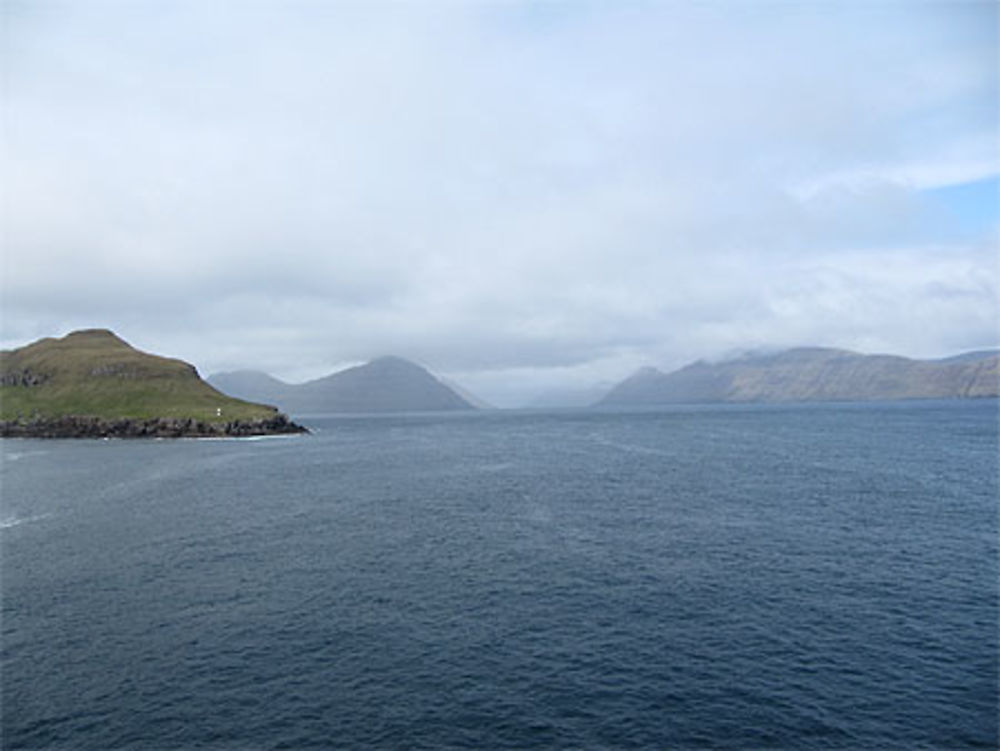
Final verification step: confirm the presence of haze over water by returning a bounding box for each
[2,401,996,749]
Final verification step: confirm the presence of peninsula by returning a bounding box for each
[0,329,306,438]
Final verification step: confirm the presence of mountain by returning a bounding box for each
[209,356,477,414]
[599,347,999,406]
[0,329,304,437]
[438,377,495,410]
[207,370,292,409]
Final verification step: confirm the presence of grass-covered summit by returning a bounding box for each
[1,329,304,436]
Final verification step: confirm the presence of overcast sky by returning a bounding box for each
[2,1,997,405]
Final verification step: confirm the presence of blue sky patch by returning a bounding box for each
[922,175,999,235]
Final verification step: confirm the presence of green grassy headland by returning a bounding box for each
[1,329,280,423]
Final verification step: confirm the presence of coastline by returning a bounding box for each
[0,414,308,439]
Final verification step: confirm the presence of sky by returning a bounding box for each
[2,1,997,406]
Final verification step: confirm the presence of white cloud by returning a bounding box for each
[2,1,997,404]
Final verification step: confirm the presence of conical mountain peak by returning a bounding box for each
[210,356,478,414]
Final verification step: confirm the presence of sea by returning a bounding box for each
[1,401,997,750]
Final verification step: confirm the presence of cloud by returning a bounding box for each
[2,1,997,404]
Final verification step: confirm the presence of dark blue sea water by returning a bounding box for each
[2,401,997,749]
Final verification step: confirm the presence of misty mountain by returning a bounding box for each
[209,356,478,414]
[438,377,495,410]
[207,370,293,408]
[599,347,1000,405]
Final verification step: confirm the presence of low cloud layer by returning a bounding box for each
[3,1,997,404]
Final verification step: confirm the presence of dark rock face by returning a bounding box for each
[0,369,50,387]
[87,363,142,378]
[0,414,307,439]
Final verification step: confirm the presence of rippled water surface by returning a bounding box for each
[2,402,997,749]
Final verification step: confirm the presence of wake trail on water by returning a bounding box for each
[0,513,53,530]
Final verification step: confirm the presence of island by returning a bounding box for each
[0,329,307,438]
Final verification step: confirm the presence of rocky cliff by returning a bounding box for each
[0,414,303,438]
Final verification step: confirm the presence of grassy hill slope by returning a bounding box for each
[1,329,282,423]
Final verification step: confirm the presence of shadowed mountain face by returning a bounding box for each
[599,348,1000,405]
[209,356,476,414]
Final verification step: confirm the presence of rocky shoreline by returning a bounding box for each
[0,414,308,439]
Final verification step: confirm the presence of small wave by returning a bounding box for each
[589,435,671,457]
[190,433,304,443]
[0,513,53,530]
[477,462,513,473]
[2,450,50,462]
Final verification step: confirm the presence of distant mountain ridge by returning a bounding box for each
[209,356,477,414]
[599,347,999,405]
